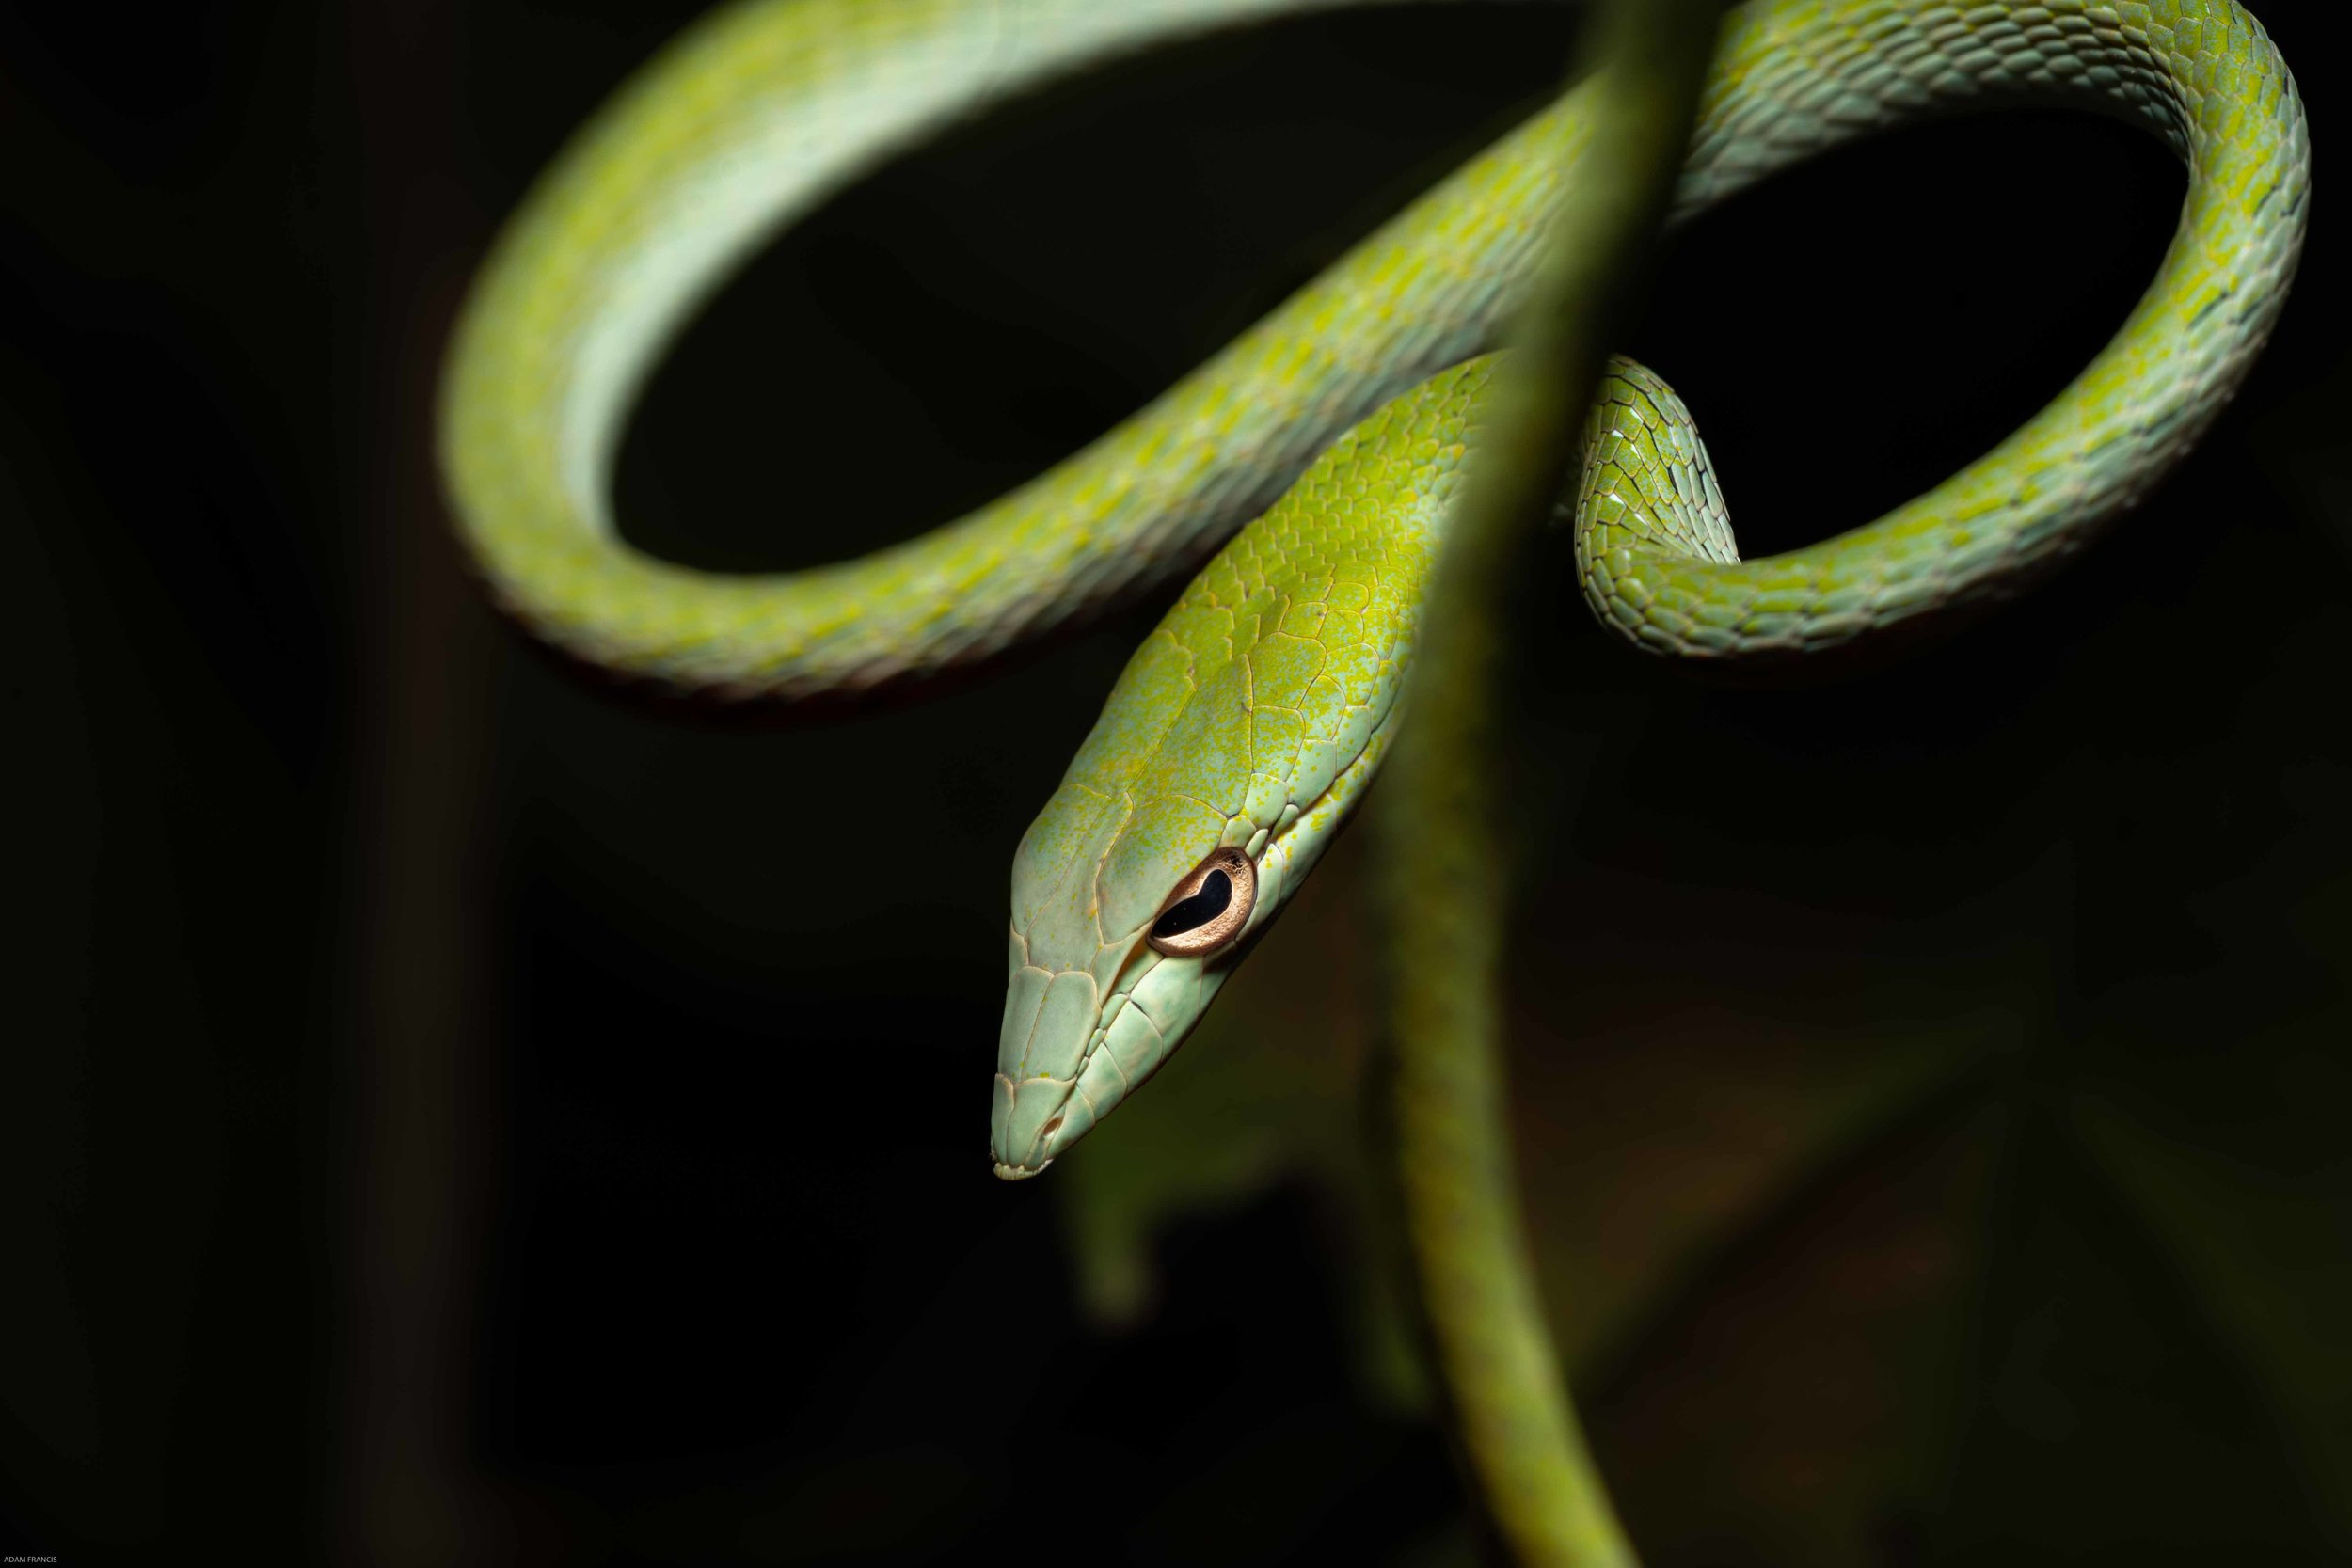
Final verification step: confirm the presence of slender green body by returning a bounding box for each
[439,0,2306,1559]
[1367,8,1724,1557]
[443,0,2305,701]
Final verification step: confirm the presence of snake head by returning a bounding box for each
[990,527,1416,1179]
[992,784,1267,1180]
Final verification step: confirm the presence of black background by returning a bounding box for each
[6,0,2350,1562]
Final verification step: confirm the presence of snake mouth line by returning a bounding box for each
[994,719,1402,1178]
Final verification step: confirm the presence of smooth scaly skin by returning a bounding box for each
[1374,8,1720,1558]
[440,0,2305,1553]
[981,0,2307,1179]
[1355,3,1722,1560]
[447,0,2304,704]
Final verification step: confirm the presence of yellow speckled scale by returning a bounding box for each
[444,2,2304,1555]
[439,0,2304,1240]
[445,0,2303,713]
[444,0,2314,1170]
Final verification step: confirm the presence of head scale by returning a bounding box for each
[989,436,1445,1177]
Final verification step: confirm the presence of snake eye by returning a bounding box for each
[1146,846,1257,958]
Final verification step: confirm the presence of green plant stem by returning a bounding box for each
[1370,3,1719,1562]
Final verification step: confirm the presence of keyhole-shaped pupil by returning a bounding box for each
[1150,869,1232,939]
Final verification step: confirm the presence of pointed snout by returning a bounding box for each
[992,958,1107,1179]
[991,1069,1077,1180]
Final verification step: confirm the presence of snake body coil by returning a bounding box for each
[440,0,2306,1536]
[442,0,2307,1174]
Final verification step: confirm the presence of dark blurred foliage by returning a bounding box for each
[5,0,2349,1562]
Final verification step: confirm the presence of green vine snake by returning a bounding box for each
[439,0,2305,1555]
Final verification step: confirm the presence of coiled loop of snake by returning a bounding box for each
[441,4,2304,1558]
[440,0,2307,703]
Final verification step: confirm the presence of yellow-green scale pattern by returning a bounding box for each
[441,0,2309,1217]
[443,0,2306,700]
[443,0,2307,1557]
[994,362,1488,1166]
